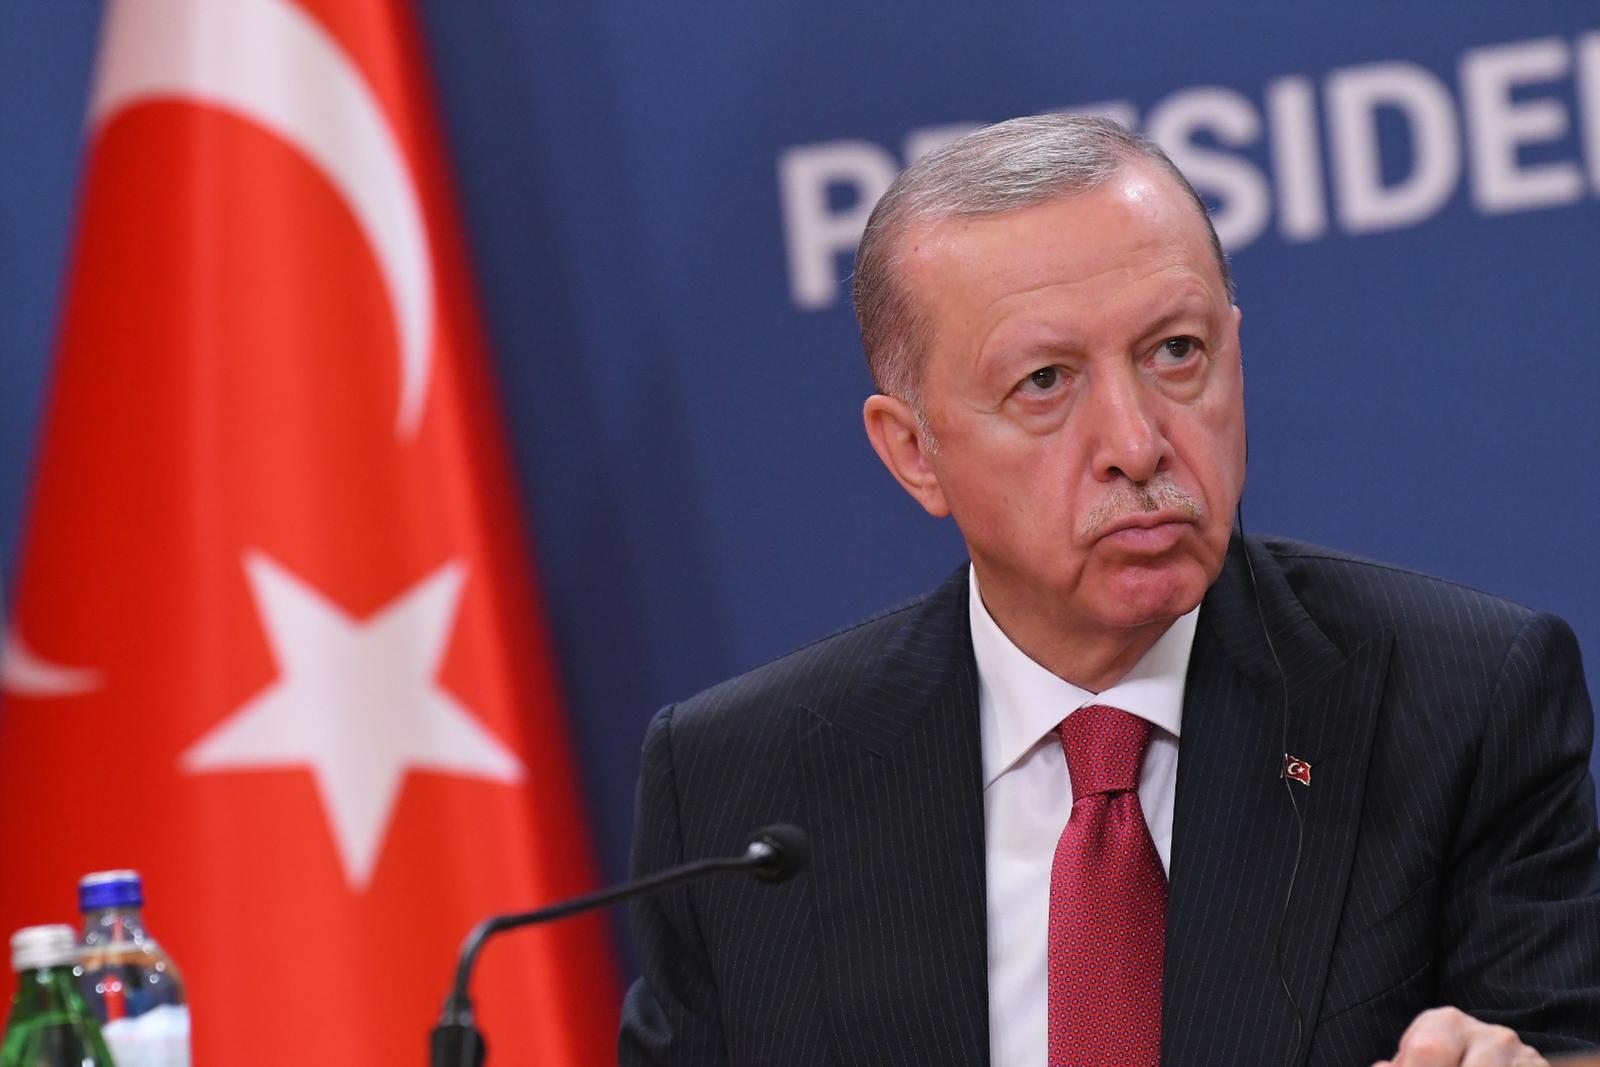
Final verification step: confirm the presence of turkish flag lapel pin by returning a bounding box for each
[1281,754,1312,786]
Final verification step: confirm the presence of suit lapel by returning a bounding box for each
[795,568,990,1067]
[1162,537,1393,1066]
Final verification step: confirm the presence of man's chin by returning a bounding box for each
[1091,558,1209,629]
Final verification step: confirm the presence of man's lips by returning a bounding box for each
[1097,513,1194,552]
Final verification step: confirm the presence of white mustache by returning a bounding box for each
[1079,477,1204,540]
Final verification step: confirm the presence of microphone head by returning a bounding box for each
[748,823,811,883]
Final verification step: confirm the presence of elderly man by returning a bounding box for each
[619,115,1600,1067]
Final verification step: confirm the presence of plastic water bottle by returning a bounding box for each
[77,870,191,1067]
[2,924,114,1067]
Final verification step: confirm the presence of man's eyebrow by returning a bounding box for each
[1137,294,1216,338]
[975,326,1086,374]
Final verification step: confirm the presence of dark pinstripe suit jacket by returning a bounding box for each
[619,536,1600,1065]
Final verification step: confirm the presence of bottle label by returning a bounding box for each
[102,1004,191,1067]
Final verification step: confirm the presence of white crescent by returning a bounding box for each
[91,0,437,438]
[1,624,104,697]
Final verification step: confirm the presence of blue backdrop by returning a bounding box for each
[3,2,1598,973]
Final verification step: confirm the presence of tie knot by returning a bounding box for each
[1057,704,1154,797]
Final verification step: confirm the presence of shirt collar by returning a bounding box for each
[969,563,1199,791]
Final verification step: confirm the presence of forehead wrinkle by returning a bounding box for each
[978,232,1204,322]
[1135,276,1224,326]
[975,261,1213,366]
[903,200,1203,324]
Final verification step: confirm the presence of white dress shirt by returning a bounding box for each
[971,565,1199,1067]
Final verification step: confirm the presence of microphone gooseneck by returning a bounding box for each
[431,823,810,1067]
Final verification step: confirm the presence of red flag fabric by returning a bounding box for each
[0,1,619,1063]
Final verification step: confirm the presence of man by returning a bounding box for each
[619,115,1600,1066]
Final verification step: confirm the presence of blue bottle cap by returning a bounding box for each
[78,869,144,911]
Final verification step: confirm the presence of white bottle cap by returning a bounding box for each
[11,924,80,972]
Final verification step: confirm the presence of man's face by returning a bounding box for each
[882,161,1246,641]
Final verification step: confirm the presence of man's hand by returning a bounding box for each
[1373,1007,1548,1067]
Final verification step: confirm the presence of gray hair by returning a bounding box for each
[851,113,1234,405]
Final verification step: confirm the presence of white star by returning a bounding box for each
[181,551,524,891]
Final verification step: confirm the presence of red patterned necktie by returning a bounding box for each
[1048,703,1166,1067]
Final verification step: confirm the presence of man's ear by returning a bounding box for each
[862,394,950,518]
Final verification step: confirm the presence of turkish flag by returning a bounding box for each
[0,1,619,1064]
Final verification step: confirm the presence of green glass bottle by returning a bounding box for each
[2,925,115,1067]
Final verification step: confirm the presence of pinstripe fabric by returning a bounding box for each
[620,536,1600,1066]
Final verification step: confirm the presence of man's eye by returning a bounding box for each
[1026,366,1060,390]
[1158,336,1196,362]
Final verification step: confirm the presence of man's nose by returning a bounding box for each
[1086,370,1168,484]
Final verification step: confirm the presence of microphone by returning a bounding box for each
[430,823,811,1067]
